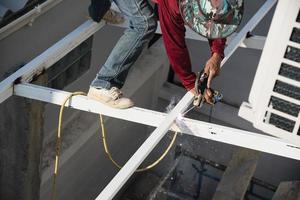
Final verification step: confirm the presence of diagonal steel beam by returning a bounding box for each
[95,92,194,200]
[0,20,104,103]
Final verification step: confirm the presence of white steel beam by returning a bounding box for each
[14,83,300,161]
[0,20,104,103]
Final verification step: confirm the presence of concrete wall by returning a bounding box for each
[0,77,45,200]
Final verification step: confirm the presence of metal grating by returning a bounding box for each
[269,96,300,117]
[284,46,300,63]
[273,80,300,101]
[266,113,295,132]
[279,63,300,82]
[290,28,300,44]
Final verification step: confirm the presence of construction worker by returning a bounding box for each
[155,0,243,104]
[88,0,243,108]
[87,0,157,108]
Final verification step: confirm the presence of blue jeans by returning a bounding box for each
[90,0,157,89]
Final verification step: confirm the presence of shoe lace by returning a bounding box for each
[109,87,123,100]
[105,10,115,18]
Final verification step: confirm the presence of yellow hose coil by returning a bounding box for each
[51,92,178,200]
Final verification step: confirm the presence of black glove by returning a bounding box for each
[88,0,111,23]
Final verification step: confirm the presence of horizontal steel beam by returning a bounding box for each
[14,83,300,161]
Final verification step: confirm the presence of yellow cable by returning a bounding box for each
[100,114,178,172]
[51,92,86,200]
[51,92,178,199]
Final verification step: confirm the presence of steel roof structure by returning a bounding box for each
[0,0,299,200]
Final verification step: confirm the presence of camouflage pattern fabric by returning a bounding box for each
[179,0,244,39]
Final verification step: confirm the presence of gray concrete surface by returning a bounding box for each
[213,149,260,200]
[272,181,300,200]
[0,76,46,200]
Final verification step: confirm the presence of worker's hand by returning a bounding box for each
[204,53,222,89]
[204,88,214,105]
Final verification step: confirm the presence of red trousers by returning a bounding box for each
[157,0,226,90]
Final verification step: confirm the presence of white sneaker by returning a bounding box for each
[87,87,134,109]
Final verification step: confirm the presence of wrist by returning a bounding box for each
[211,53,222,65]
[212,52,222,60]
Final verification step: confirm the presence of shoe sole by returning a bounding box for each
[87,93,134,109]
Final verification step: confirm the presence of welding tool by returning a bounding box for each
[179,71,223,118]
[193,71,223,107]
